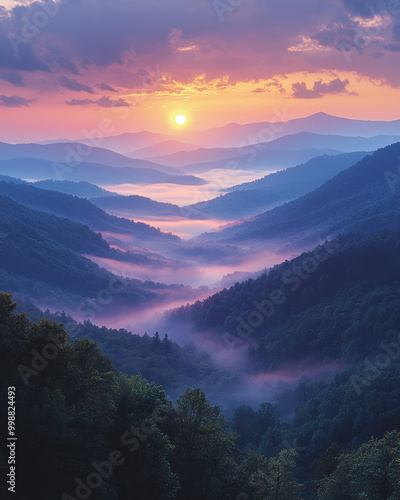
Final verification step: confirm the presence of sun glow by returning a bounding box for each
[175,114,186,125]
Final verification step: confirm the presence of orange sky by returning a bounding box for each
[1,70,400,143]
[0,0,400,142]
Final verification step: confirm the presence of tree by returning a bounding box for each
[232,405,258,448]
[162,333,172,354]
[0,293,179,500]
[110,374,179,499]
[266,449,303,500]
[151,331,161,351]
[173,388,239,499]
[241,449,303,500]
[317,431,400,499]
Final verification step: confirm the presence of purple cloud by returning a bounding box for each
[96,82,118,93]
[0,95,36,107]
[0,0,334,78]
[1,0,400,91]
[65,95,131,107]
[0,32,50,72]
[292,78,357,98]
[58,76,95,94]
[340,0,388,17]
[0,72,25,87]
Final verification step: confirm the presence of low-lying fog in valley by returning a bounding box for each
[69,163,326,406]
[3,114,400,412]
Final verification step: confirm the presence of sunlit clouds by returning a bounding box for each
[0,0,400,140]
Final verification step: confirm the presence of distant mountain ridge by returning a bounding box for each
[0,179,180,243]
[155,132,398,170]
[35,113,400,152]
[93,194,209,220]
[0,193,204,317]
[225,152,368,192]
[184,152,369,219]
[39,131,174,155]
[126,140,199,159]
[0,140,180,175]
[0,157,205,186]
[198,143,400,249]
[34,180,118,198]
[177,112,400,148]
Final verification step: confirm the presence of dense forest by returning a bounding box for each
[15,300,240,402]
[1,292,400,499]
[2,144,400,498]
[171,228,400,368]
[0,179,179,242]
[0,191,207,316]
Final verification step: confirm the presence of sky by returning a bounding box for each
[0,0,400,142]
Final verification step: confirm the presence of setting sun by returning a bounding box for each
[175,114,186,125]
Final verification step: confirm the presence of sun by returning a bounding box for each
[175,114,186,125]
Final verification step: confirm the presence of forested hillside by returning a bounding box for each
[1,293,400,499]
[201,143,400,248]
[0,194,196,310]
[34,179,117,198]
[171,229,400,368]
[186,152,368,219]
[0,180,179,243]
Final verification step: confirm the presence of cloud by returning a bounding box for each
[0,95,36,107]
[0,72,25,87]
[58,76,95,94]
[0,0,400,94]
[288,35,332,52]
[65,95,132,108]
[252,87,267,93]
[0,0,332,80]
[96,82,118,93]
[0,32,50,72]
[95,96,131,107]
[169,28,198,52]
[266,78,286,94]
[292,78,357,98]
[129,73,234,97]
[340,0,388,17]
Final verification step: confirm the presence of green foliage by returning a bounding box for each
[173,388,240,499]
[2,292,400,499]
[233,403,280,450]
[240,449,303,500]
[317,431,400,499]
[42,315,240,398]
[171,229,400,369]
[0,293,178,499]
